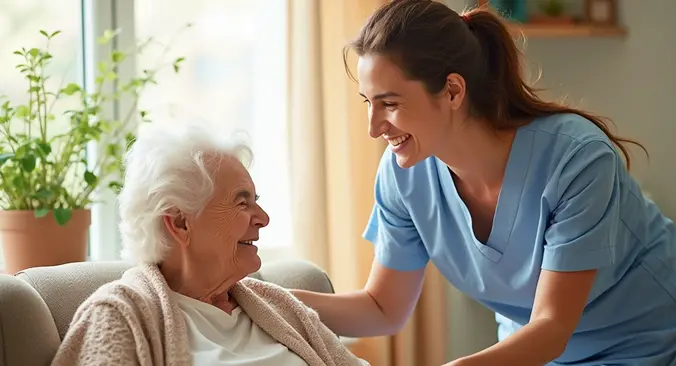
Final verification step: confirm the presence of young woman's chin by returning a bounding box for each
[394,149,423,169]
[392,137,426,168]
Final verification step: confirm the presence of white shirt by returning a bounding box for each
[174,292,308,366]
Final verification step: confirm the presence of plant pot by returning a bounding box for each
[0,209,91,274]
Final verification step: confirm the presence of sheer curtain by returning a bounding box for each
[288,0,449,364]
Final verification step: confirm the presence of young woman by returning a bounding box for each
[292,1,676,365]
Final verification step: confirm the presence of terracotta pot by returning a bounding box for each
[0,209,91,274]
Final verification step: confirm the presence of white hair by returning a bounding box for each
[118,122,253,264]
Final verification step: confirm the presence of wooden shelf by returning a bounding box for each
[507,23,627,38]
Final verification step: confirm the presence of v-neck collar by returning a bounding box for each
[435,125,534,262]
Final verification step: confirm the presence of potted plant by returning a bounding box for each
[529,0,575,25]
[0,28,187,274]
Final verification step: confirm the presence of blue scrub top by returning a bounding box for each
[363,113,676,365]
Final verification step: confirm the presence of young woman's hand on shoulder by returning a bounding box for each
[292,260,425,337]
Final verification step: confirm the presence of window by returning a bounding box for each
[0,0,84,267]
[0,0,293,265]
[131,0,294,259]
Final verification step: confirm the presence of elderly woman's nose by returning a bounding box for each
[253,206,270,228]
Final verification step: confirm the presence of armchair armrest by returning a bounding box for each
[252,259,334,294]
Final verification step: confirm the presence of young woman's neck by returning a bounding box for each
[435,118,516,191]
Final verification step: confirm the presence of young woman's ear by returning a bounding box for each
[446,73,466,109]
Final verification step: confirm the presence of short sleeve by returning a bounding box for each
[542,141,620,272]
[363,151,429,271]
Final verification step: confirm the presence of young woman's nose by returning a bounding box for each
[368,110,388,138]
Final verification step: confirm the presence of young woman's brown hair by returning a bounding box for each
[344,0,646,168]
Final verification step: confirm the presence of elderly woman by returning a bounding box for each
[51,124,367,366]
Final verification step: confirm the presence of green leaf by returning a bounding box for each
[53,208,72,226]
[125,133,136,149]
[20,154,36,172]
[0,153,14,166]
[34,208,49,218]
[97,29,120,44]
[28,48,40,58]
[50,30,61,38]
[106,143,119,156]
[111,50,126,63]
[35,189,53,200]
[172,57,185,73]
[39,30,49,38]
[61,83,81,96]
[97,61,107,74]
[15,144,29,157]
[15,105,30,118]
[108,181,123,193]
[11,175,25,190]
[37,141,51,155]
[84,171,98,186]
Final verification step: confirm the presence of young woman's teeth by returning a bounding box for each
[239,240,253,245]
[389,134,411,146]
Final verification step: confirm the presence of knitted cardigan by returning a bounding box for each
[51,264,368,366]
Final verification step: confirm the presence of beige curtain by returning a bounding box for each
[288,1,448,365]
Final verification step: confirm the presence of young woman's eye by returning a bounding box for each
[382,101,398,109]
[362,99,371,105]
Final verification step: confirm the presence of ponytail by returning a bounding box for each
[462,9,646,168]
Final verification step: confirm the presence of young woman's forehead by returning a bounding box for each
[357,55,410,95]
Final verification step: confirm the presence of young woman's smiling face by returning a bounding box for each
[357,54,461,168]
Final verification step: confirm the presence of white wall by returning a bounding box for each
[443,0,676,360]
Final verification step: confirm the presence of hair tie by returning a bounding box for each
[461,14,470,23]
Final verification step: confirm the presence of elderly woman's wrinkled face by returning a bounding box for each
[167,156,269,285]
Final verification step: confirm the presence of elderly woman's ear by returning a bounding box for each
[163,212,190,246]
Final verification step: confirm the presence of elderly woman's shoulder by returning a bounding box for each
[76,265,162,317]
[237,278,319,314]
[238,277,298,298]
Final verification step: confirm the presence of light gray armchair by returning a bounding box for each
[0,259,335,366]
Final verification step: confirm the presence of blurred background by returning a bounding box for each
[0,0,673,365]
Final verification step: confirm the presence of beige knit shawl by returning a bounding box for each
[51,264,368,366]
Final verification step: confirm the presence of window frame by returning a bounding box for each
[84,0,130,261]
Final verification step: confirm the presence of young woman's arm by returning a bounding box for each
[292,260,425,337]
[449,269,597,366]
